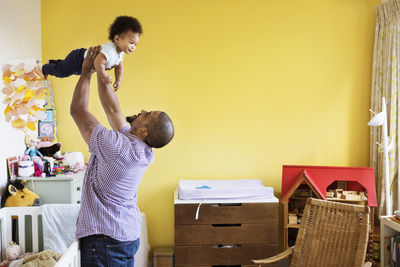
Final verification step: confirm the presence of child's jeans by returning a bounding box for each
[42,48,86,78]
[80,234,140,267]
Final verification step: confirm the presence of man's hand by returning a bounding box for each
[113,80,121,91]
[82,46,100,76]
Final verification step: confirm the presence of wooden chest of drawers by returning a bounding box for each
[174,193,278,267]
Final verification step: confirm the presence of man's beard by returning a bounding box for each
[126,116,134,123]
[126,114,138,123]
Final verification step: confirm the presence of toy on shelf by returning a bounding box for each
[326,188,368,201]
[63,152,84,171]
[18,157,35,177]
[24,135,43,159]
[37,141,61,158]
[6,156,19,179]
[288,208,301,225]
[52,165,65,175]
[23,135,45,177]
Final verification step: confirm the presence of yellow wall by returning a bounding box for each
[42,0,380,248]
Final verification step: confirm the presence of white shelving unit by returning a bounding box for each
[13,171,85,204]
[380,216,400,265]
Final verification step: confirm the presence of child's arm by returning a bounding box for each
[113,62,123,91]
[94,52,113,85]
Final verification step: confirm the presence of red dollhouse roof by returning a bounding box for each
[281,165,377,207]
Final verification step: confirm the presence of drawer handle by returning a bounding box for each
[76,187,81,191]
[77,200,81,204]
[211,203,242,207]
[211,244,242,248]
[212,224,242,227]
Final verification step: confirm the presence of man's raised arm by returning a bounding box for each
[70,46,101,144]
[97,71,129,131]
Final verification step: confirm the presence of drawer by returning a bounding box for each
[73,183,82,193]
[175,203,278,224]
[73,183,82,204]
[174,244,278,266]
[73,189,81,204]
[72,174,84,204]
[175,223,278,245]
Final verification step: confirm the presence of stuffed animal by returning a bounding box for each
[1,179,42,207]
[37,142,61,158]
[6,242,21,261]
[0,241,21,266]
[21,250,62,267]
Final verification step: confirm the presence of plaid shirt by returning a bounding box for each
[76,124,154,241]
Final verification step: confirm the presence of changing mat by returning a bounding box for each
[178,179,274,200]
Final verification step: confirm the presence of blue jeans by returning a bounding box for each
[80,234,140,267]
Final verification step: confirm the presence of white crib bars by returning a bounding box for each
[0,206,42,261]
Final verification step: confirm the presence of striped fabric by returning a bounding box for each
[76,124,154,241]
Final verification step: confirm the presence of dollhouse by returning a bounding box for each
[281,165,377,249]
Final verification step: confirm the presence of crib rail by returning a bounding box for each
[55,239,80,267]
[0,206,42,261]
[0,206,148,267]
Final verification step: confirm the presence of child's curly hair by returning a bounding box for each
[109,16,143,41]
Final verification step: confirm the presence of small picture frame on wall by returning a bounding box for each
[43,83,54,109]
[38,121,55,141]
[41,109,55,122]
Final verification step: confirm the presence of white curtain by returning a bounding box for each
[371,0,400,215]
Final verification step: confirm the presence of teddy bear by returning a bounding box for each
[21,250,62,267]
[0,241,21,267]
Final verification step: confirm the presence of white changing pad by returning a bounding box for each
[178,179,274,200]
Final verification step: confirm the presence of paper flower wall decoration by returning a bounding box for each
[1,60,48,132]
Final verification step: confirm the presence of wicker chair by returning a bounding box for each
[252,198,372,267]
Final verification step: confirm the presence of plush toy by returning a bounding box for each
[63,152,84,171]
[32,157,44,177]
[1,179,42,208]
[0,241,21,266]
[37,141,61,158]
[21,250,62,267]
[6,242,21,261]
[24,135,44,159]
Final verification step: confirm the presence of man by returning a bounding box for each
[70,46,174,266]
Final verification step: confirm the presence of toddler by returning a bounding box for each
[42,16,142,91]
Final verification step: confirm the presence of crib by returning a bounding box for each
[0,206,150,267]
